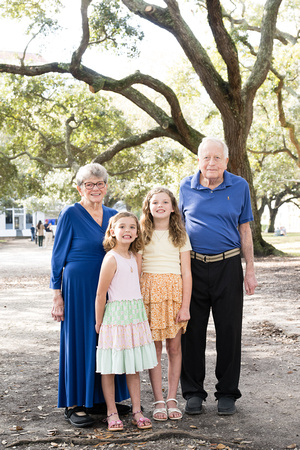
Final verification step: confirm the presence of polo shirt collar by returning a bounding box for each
[191,170,233,190]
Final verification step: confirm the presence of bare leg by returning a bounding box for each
[166,330,182,419]
[148,341,167,420]
[127,372,152,428]
[101,374,123,429]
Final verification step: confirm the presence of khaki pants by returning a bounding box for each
[45,232,52,247]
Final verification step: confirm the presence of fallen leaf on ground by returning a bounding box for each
[10,425,23,431]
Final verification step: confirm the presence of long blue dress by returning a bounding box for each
[50,202,129,408]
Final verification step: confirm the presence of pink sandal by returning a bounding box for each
[105,412,124,431]
[132,410,152,430]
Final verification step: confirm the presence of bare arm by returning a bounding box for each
[136,252,143,278]
[176,250,192,323]
[51,289,64,322]
[95,254,117,333]
[239,222,258,295]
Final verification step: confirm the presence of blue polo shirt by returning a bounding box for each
[179,170,253,254]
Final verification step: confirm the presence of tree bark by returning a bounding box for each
[268,206,277,233]
[0,0,285,255]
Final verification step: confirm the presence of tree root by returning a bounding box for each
[5,429,251,448]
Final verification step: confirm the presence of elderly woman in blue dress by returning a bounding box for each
[50,163,129,428]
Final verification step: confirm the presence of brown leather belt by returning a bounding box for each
[191,248,240,263]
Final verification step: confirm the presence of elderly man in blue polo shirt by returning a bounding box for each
[180,137,257,416]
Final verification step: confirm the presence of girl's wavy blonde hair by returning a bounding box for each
[140,186,187,248]
[103,212,144,254]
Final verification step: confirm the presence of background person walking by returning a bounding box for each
[36,220,44,247]
[44,219,53,248]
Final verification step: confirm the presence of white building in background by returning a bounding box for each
[0,207,42,238]
[0,207,58,238]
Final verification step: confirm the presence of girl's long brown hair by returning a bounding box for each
[140,187,187,248]
[103,212,144,253]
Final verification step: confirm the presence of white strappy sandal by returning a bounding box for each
[166,398,183,420]
[152,400,167,421]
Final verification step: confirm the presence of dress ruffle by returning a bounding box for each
[103,298,148,325]
[141,272,188,341]
[98,322,153,350]
[96,343,157,374]
[96,297,157,374]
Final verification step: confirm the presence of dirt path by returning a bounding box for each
[0,239,299,450]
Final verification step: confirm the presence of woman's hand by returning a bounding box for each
[51,290,64,322]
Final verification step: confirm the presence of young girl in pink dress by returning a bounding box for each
[137,187,192,421]
[95,212,157,432]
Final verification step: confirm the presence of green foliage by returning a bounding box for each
[0,72,132,199]
[89,0,144,57]
[0,152,18,197]
[0,0,299,229]
[0,148,43,207]
[0,0,61,36]
[0,72,196,211]
[0,0,61,19]
[104,139,196,213]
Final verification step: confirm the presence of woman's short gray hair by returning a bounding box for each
[198,137,229,159]
[76,163,108,186]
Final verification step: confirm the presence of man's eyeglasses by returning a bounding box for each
[83,181,106,190]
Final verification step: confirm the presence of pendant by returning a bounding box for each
[130,266,133,273]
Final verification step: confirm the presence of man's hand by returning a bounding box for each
[239,222,257,295]
[244,271,257,295]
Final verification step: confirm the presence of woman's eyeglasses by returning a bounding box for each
[83,181,106,190]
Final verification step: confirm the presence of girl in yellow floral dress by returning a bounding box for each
[137,187,192,421]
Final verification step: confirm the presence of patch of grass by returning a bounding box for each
[262,232,300,256]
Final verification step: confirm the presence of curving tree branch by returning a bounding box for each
[93,126,188,164]
[244,0,282,102]
[275,79,300,167]
[206,0,241,93]
[248,146,299,163]
[223,13,299,46]
[123,0,230,116]
[0,149,70,168]
[70,0,93,72]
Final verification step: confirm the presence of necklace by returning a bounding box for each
[124,255,133,273]
[153,230,168,241]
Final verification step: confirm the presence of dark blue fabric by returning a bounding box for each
[179,170,253,254]
[50,203,129,408]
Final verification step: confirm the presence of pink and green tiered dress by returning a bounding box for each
[96,250,157,375]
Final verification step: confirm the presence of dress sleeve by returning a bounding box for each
[49,209,73,289]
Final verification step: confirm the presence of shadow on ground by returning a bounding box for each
[0,239,299,450]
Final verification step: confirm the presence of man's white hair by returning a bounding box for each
[198,137,229,158]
